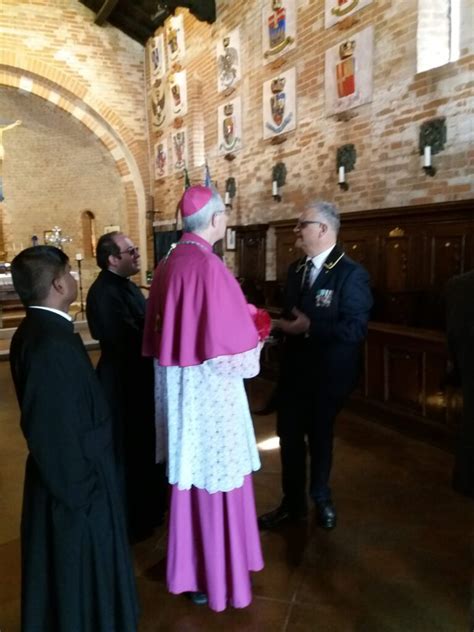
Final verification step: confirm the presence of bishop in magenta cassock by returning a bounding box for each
[143,185,264,611]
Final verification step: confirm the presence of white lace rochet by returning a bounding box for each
[153,344,262,494]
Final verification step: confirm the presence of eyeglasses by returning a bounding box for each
[294,220,324,230]
[119,246,140,256]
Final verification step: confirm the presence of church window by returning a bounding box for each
[417,0,461,72]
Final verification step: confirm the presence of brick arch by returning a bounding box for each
[0,51,149,277]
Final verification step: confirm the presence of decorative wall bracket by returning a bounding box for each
[272,162,287,202]
[336,144,356,191]
[270,134,288,145]
[419,117,446,177]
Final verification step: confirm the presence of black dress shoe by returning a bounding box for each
[258,505,307,530]
[316,501,337,530]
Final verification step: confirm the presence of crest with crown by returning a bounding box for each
[271,77,286,94]
[224,103,234,116]
[339,39,355,60]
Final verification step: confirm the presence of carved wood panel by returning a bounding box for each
[275,228,298,282]
[234,225,268,282]
[339,229,379,286]
[382,236,411,291]
[429,232,465,287]
[384,346,423,414]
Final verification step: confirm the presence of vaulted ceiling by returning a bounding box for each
[78,1,216,45]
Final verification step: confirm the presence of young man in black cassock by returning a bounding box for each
[86,232,165,543]
[9,246,139,632]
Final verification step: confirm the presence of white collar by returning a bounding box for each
[29,306,73,322]
[308,244,336,270]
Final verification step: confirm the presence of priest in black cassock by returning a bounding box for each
[86,232,165,543]
[9,246,139,632]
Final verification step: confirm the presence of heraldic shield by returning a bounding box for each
[156,143,167,177]
[336,39,356,99]
[173,131,186,170]
[167,25,178,56]
[152,79,166,127]
[271,77,286,127]
[171,83,181,110]
[219,37,238,88]
[268,1,286,50]
[223,107,235,148]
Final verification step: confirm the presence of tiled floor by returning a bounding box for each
[0,357,472,631]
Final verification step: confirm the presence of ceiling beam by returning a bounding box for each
[95,0,119,26]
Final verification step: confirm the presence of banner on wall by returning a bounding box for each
[166,14,186,66]
[218,96,242,155]
[325,0,373,29]
[216,27,241,93]
[325,26,374,116]
[168,70,188,118]
[262,0,296,64]
[154,138,169,179]
[171,128,188,172]
[149,34,166,84]
[262,67,296,139]
[151,77,168,130]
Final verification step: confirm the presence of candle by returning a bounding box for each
[75,253,83,261]
[338,166,345,183]
[224,191,230,205]
[423,145,431,167]
[272,180,278,196]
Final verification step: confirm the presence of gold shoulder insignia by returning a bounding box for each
[323,252,345,270]
[295,257,307,273]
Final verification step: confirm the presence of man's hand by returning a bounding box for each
[274,308,310,336]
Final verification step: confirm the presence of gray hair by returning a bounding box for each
[307,200,340,233]
[183,188,225,233]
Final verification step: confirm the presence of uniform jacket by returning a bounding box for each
[279,244,373,399]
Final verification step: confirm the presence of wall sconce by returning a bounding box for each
[419,117,446,178]
[338,165,348,191]
[336,144,356,191]
[422,146,435,176]
[225,177,236,208]
[272,162,287,202]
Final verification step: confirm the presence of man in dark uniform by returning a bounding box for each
[9,246,139,632]
[259,201,372,530]
[445,270,474,498]
[86,232,165,543]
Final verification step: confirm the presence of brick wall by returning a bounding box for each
[0,87,127,293]
[0,0,150,279]
[147,0,473,231]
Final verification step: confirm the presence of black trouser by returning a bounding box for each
[277,389,345,512]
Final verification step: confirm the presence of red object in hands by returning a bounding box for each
[248,304,272,341]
